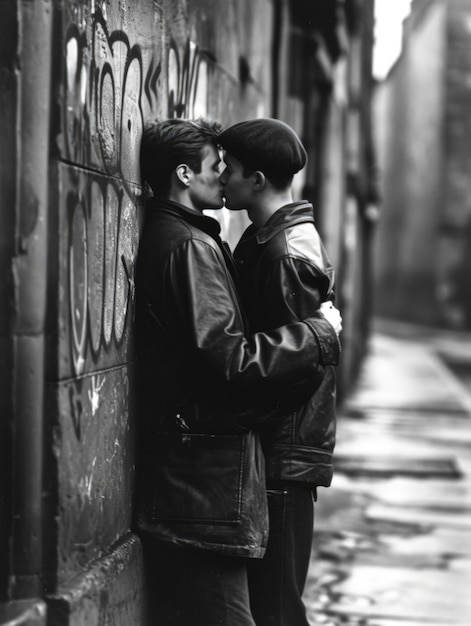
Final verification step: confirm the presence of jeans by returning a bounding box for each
[141,537,256,626]
[247,482,315,626]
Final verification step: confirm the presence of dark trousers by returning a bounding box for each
[141,537,256,626]
[247,483,315,626]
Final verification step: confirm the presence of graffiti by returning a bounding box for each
[88,375,105,416]
[62,8,211,440]
[107,439,121,465]
[144,58,161,108]
[69,382,85,440]
[64,24,90,167]
[64,11,147,183]
[64,10,150,377]
[66,176,136,377]
[91,20,144,183]
[78,457,96,503]
[167,38,210,119]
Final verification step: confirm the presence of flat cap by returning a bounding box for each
[218,118,307,178]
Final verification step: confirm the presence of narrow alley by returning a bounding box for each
[3,1,471,623]
[305,317,471,625]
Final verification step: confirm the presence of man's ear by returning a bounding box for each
[253,171,266,191]
[176,164,191,187]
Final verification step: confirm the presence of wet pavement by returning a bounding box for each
[305,318,471,626]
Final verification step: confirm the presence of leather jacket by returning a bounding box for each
[135,198,340,556]
[234,201,338,487]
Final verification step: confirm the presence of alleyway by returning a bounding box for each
[305,318,471,626]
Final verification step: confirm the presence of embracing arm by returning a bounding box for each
[167,239,340,396]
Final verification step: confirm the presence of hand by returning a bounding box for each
[319,301,342,335]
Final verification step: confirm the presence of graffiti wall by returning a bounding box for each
[49,2,158,597]
[44,0,272,620]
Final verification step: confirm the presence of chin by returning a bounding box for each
[223,196,242,211]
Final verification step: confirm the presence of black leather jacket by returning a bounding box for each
[234,201,338,487]
[135,198,340,556]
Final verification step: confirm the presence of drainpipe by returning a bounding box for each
[10,0,52,599]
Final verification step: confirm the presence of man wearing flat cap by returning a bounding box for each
[219,118,339,626]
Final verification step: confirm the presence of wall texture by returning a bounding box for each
[375,0,447,325]
[374,0,471,329]
[441,0,471,327]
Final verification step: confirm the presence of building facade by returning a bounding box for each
[374,0,471,329]
[0,0,376,623]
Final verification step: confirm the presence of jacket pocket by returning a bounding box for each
[151,432,245,525]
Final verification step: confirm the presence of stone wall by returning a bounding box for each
[373,0,447,325]
[374,0,471,329]
[441,0,471,327]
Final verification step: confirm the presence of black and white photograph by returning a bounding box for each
[1,1,470,624]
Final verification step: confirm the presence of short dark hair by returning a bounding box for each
[140,118,222,197]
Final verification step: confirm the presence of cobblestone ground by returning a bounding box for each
[305,318,471,626]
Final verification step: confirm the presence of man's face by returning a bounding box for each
[219,153,253,211]
[188,144,224,211]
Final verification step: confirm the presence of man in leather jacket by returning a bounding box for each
[136,118,341,625]
[218,118,339,626]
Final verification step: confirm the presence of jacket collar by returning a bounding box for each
[146,196,239,287]
[146,196,222,239]
[240,201,315,245]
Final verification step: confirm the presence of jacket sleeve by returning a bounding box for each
[252,254,340,403]
[166,238,339,397]
[259,255,332,326]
